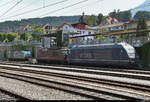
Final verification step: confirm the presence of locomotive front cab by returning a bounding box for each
[121,43,141,66]
[60,48,70,64]
[60,49,70,56]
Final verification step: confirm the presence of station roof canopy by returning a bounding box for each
[70,29,150,38]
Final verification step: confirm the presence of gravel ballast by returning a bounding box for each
[0,91,16,100]
[0,76,93,100]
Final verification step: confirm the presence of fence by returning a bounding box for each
[69,37,150,47]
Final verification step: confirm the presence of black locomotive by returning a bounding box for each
[67,42,140,67]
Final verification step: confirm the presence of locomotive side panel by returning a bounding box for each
[37,48,68,63]
[8,51,31,61]
[68,43,138,67]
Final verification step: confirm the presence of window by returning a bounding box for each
[88,32,91,35]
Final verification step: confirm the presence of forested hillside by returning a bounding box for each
[0,16,81,31]
[1,10,150,32]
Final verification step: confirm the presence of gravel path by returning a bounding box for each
[0,76,93,100]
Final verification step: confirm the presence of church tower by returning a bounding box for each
[79,12,85,23]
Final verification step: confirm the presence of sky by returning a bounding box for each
[0,0,145,22]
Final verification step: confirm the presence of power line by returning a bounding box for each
[40,0,89,17]
[0,0,15,8]
[0,0,23,18]
[12,0,38,13]
[62,0,104,14]
[0,0,69,20]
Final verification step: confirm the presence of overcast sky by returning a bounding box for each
[0,0,145,22]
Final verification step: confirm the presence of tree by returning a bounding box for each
[134,11,150,21]
[109,10,132,22]
[137,18,148,37]
[56,30,63,47]
[97,13,104,25]
[0,33,7,42]
[118,10,132,22]
[31,33,41,41]
[87,15,98,26]
[109,9,118,19]
[33,27,46,35]
[7,33,18,42]
[20,33,32,41]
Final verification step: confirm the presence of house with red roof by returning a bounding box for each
[59,22,97,46]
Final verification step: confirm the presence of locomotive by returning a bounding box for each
[37,47,69,64]
[67,42,140,67]
[8,51,32,61]
[37,42,140,67]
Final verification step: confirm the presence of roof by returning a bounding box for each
[58,22,95,30]
[99,22,124,29]
[100,17,119,26]
[41,24,52,28]
[71,42,127,49]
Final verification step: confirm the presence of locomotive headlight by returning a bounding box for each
[128,53,135,59]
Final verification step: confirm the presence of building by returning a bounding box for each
[41,24,56,34]
[59,22,97,46]
[17,25,33,35]
[41,24,57,48]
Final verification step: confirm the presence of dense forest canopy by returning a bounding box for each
[0,16,81,32]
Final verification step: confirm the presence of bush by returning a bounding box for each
[7,33,18,42]
[136,42,150,67]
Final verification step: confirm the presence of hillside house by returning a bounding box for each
[59,22,97,46]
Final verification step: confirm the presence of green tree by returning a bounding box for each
[134,11,150,21]
[109,9,118,19]
[87,15,98,26]
[31,34,41,41]
[7,33,18,42]
[109,10,131,22]
[96,35,106,40]
[136,18,148,37]
[20,33,32,41]
[0,33,7,42]
[97,13,104,25]
[118,10,132,22]
[56,30,63,47]
[33,27,46,34]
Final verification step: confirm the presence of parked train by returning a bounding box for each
[37,47,69,64]
[8,51,32,61]
[37,42,141,67]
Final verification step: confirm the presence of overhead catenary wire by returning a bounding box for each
[0,0,69,20]
[39,0,89,17]
[0,0,15,8]
[12,0,38,13]
[0,0,23,18]
[62,0,104,14]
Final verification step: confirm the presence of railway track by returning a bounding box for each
[1,62,150,81]
[0,62,149,100]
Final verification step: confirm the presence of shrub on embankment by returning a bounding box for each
[135,42,150,68]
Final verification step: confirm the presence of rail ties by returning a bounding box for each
[0,62,150,100]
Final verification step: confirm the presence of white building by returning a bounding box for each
[59,22,97,46]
